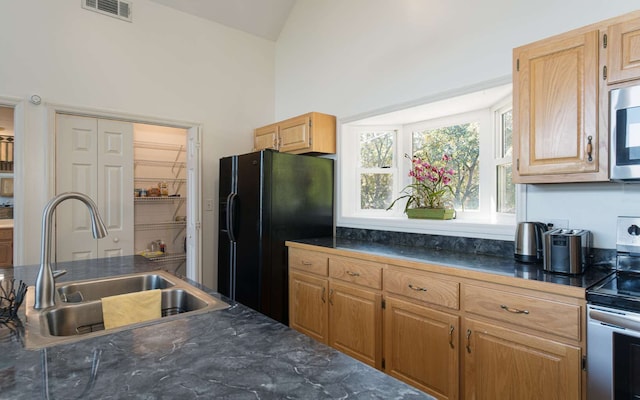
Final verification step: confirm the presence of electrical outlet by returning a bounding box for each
[546,219,569,229]
[205,198,214,211]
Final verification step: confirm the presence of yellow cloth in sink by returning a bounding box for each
[102,289,162,330]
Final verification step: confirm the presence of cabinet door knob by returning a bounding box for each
[113,237,119,243]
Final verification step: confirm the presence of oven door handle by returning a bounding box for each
[590,309,640,331]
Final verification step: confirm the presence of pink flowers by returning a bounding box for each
[388,153,455,212]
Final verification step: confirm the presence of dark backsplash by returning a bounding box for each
[335,227,617,263]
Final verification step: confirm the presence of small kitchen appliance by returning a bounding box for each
[587,216,640,398]
[542,228,591,274]
[514,222,547,263]
[610,85,640,181]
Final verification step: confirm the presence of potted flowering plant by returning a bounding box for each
[387,153,456,219]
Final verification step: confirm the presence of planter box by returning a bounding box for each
[406,208,455,220]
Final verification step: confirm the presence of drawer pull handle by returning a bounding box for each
[500,304,529,314]
[321,287,326,303]
[346,270,360,277]
[301,260,312,266]
[449,325,455,349]
[408,284,427,292]
[466,329,472,353]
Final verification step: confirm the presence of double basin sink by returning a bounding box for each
[25,270,230,348]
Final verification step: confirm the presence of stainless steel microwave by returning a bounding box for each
[611,85,640,181]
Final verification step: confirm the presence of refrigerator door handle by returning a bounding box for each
[226,192,238,242]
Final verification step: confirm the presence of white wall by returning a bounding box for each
[0,0,276,288]
[275,0,640,249]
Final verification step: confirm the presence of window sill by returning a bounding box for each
[337,215,515,241]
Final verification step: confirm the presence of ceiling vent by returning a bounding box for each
[82,0,132,22]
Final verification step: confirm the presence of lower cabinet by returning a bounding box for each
[463,318,581,400]
[329,281,382,368]
[289,270,329,344]
[384,296,459,399]
[287,245,586,400]
[0,227,12,268]
[288,250,383,369]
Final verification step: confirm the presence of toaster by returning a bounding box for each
[542,229,591,274]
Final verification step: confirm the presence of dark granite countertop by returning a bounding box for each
[288,237,614,291]
[0,256,433,399]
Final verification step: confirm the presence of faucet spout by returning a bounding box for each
[34,192,108,310]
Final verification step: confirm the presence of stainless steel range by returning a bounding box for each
[587,216,640,399]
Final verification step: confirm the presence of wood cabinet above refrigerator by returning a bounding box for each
[254,112,336,155]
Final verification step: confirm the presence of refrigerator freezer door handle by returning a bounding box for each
[226,192,238,242]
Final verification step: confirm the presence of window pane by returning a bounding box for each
[359,131,394,168]
[412,122,480,210]
[501,110,513,158]
[360,173,393,209]
[497,164,515,213]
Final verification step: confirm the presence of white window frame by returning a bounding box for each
[492,97,516,221]
[352,126,401,217]
[337,84,524,241]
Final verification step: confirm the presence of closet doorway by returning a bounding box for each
[54,112,201,281]
[133,123,188,276]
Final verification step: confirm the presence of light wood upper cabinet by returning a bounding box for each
[608,17,640,84]
[464,318,581,400]
[513,29,606,183]
[254,123,278,151]
[278,114,312,153]
[254,112,336,155]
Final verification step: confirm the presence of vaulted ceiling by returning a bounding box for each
[148,0,296,41]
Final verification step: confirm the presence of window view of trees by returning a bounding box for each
[359,131,394,209]
[497,109,515,213]
[412,123,480,210]
[353,102,515,218]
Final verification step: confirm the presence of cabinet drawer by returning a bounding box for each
[0,228,11,240]
[464,284,581,341]
[289,248,328,277]
[329,257,382,290]
[385,268,459,310]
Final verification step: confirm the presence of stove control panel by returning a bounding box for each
[617,216,640,254]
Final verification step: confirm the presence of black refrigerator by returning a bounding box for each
[218,149,334,325]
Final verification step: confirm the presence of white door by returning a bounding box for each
[186,126,201,282]
[97,118,134,258]
[55,114,133,261]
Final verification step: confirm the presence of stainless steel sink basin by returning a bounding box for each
[25,271,229,348]
[57,273,175,302]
